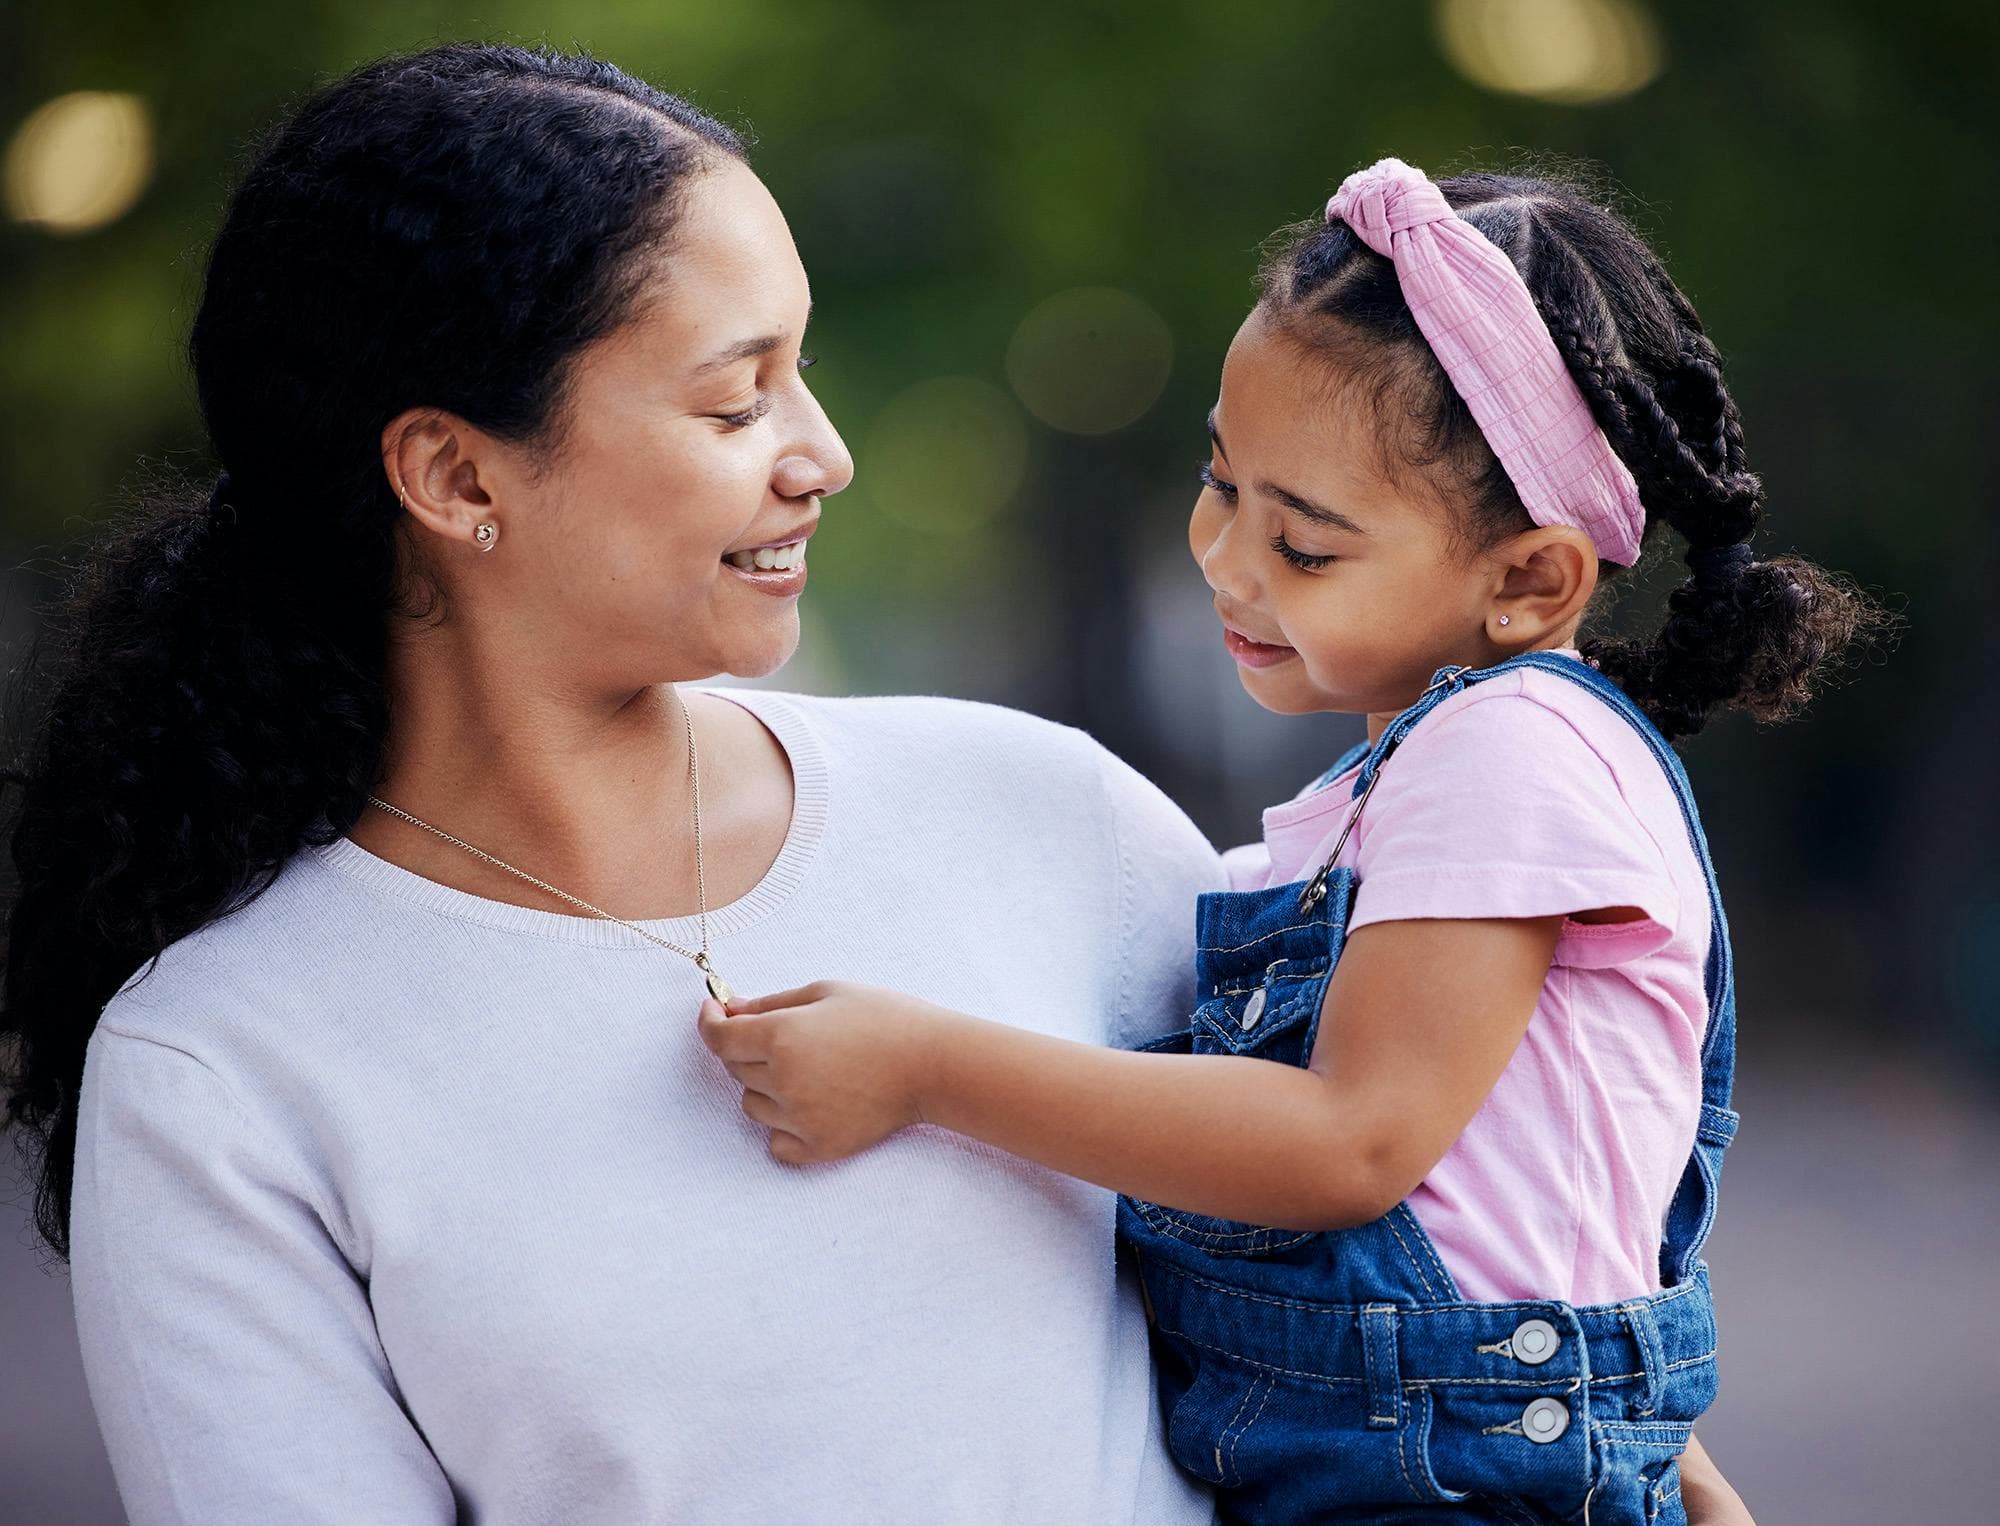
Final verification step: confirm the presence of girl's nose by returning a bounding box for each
[1198,513,1258,603]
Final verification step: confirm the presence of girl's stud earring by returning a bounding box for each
[474,522,498,552]
[1497,614,1511,627]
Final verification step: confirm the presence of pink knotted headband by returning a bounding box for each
[1324,157,1645,566]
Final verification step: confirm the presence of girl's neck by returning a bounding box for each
[1360,642,1582,745]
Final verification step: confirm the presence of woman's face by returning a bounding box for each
[449,155,853,686]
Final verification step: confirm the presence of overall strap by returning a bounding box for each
[1295,661,1522,913]
[1293,651,1739,1285]
[1494,652,1740,1285]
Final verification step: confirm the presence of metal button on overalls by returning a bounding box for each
[1239,986,1267,1030]
[1511,1318,1559,1365]
[1522,1397,1570,1444]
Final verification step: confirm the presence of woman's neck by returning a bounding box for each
[352,652,791,920]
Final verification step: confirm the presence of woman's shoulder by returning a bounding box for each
[92,852,332,1062]
[721,686,1113,779]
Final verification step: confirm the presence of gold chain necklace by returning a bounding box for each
[363,692,736,1003]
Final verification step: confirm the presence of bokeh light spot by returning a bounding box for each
[1433,0,1664,105]
[5,91,154,233]
[863,377,1029,534]
[1005,286,1173,435]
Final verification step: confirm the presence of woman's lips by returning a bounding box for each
[723,554,807,596]
[1222,623,1297,669]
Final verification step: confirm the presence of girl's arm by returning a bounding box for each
[697,911,1561,1229]
[1681,1434,1757,1525]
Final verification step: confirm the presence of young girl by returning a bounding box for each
[697,158,1875,1522]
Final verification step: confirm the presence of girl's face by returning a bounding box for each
[431,156,854,686]
[1189,305,1506,720]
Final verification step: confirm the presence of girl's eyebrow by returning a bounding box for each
[1207,405,1370,536]
[1261,480,1369,536]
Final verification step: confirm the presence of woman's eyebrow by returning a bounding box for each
[695,333,786,374]
[1206,406,1369,535]
[693,301,816,375]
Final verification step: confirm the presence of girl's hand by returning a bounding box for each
[695,981,952,1165]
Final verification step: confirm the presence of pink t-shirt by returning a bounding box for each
[1219,654,1710,1306]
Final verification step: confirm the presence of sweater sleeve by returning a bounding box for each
[1093,742,1228,1051]
[68,1026,457,1525]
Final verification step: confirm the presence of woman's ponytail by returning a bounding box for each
[2,41,747,1261]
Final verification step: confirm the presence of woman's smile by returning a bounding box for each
[721,513,818,594]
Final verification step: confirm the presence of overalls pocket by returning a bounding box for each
[1123,959,1333,1258]
[1583,1420,1694,1526]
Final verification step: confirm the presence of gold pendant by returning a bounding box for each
[698,957,735,1006]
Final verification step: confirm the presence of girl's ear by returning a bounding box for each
[1486,525,1598,647]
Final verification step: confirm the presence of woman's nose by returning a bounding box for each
[775,391,854,501]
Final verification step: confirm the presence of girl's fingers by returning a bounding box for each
[697,1000,774,1062]
[721,1057,770,1087]
[722,982,825,1016]
[739,1090,783,1128]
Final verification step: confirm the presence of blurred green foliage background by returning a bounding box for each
[2,5,1996,1515]
[5,0,1991,1071]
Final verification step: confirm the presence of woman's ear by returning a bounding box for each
[380,408,499,549]
[1486,525,1598,648]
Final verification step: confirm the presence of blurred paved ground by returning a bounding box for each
[5,1035,1994,1523]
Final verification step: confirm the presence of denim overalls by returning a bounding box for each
[1116,651,1738,1525]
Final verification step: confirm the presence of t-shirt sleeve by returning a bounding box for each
[1345,690,1680,968]
[69,1027,458,1525]
[1092,742,1229,1049]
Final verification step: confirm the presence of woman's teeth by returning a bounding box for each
[724,541,806,572]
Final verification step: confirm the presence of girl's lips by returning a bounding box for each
[1222,623,1297,669]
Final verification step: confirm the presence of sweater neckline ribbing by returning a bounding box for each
[306,686,827,948]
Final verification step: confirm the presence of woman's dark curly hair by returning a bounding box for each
[0,42,747,1261]
[1257,165,1890,741]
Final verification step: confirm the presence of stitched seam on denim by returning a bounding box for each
[1364,1304,1401,1426]
[1140,1253,1709,1320]
[1214,1373,1265,1488]
[1392,1203,1459,1298]
[1198,919,1329,954]
[1129,1199,1315,1252]
[1381,1210,1442,1299]
[1155,1319,1618,1393]
[1622,1300,1666,1416]
[1223,1374,1277,1488]
[1396,1411,1423,1501]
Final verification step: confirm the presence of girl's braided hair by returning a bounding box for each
[1257,166,1889,741]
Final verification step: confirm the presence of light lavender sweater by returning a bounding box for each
[68,688,1226,1524]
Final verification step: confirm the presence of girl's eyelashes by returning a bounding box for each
[1269,534,1337,572]
[797,351,818,372]
[1201,461,1335,570]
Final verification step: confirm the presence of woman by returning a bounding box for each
[0,42,1750,1524]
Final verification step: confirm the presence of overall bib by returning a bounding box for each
[1116,652,1738,1525]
